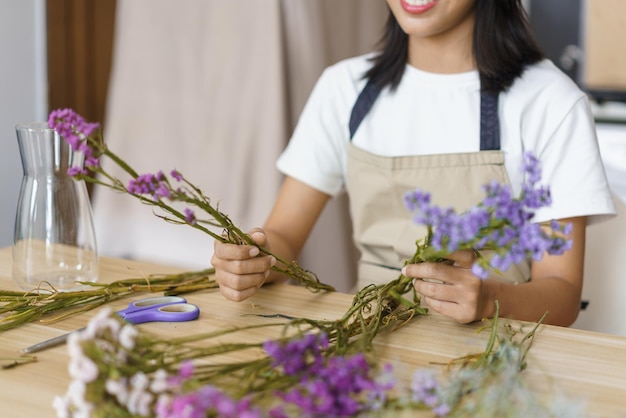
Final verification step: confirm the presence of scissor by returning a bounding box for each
[21,296,200,354]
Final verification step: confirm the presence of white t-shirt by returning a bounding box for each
[277,55,615,224]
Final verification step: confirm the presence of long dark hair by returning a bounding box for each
[364,0,544,93]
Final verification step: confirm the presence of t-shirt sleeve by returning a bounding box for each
[276,65,358,196]
[533,95,616,225]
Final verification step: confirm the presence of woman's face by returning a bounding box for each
[386,0,476,40]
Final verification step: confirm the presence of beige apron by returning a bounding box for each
[346,145,531,290]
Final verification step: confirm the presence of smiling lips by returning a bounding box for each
[400,0,438,14]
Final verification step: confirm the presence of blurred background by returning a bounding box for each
[1,0,625,335]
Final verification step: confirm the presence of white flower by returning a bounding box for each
[131,371,150,391]
[83,307,115,339]
[155,393,173,417]
[111,379,130,405]
[126,371,153,415]
[66,380,93,416]
[127,390,153,416]
[66,331,84,359]
[150,369,170,394]
[52,395,71,418]
[119,323,138,349]
[68,355,99,383]
[105,377,128,397]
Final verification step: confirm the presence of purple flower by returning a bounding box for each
[157,363,263,418]
[66,167,86,177]
[184,208,196,225]
[404,189,430,212]
[471,263,488,279]
[403,152,572,279]
[410,369,450,416]
[433,403,452,417]
[48,108,99,158]
[265,334,394,416]
[170,169,183,182]
[160,386,262,418]
[268,406,289,418]
[264,333,327,375]
[126,172,177,201]
[522,152,541,186]
[85,157,100,168]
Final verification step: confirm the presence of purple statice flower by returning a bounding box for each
[404,189,491,254]
[127,171,175,201]
[170,169,183,182]
[403,189,430,212]
[66,166,87,177]
[48,108,100,157]
[367,362,396,411]
[85,156,100,168]
[265,333,394,417]
[471,263,488,279]
[184,208,196,225]
[159,386,262,418]
[410,370,450,416]
[433,403,452,417]
[155,362,262,418]
[264,333,327,375]
[268,406,289,418]
[521,152,541,186]
[48,108,102,176]
[280,353,381,416]
[403,152,572,279]
[411,369,440,407]
[166,360,194,387]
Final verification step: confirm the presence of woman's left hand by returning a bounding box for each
[403,249,492,324]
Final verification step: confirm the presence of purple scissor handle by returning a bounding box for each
[117,296,200,324]
[22,296,200,354]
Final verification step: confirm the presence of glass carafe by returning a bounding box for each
[13,122,98,291]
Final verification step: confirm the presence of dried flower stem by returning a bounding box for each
[0,269,217,332]
[81,139,333,294]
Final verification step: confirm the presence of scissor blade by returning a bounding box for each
[21,327,84,354]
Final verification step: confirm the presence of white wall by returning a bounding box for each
[573,122,626,336]
[0,0,48,247]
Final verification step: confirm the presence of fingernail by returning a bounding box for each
[270,256,276,267]
[249,247,260,257]
[401,266,407,276]
[264,270,270,278]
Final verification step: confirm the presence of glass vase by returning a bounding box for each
[13,122,98,291]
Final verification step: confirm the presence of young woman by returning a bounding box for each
[211,0,614,326]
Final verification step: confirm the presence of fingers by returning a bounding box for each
[213,239,264,261]
[402,249,477,282]
[420,295,477,324]
[212,250,276,302]
[211,228,275,302]
[216,269,270,302]
[248,228,268,247]
[414,274,481,324]
[404,257,483,323]
[412,276,456,304]
[403,261,456,284]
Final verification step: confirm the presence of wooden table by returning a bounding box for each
[1,247,625,417]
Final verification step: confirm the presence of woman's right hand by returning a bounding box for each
[211,228,277,302]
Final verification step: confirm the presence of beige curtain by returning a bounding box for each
[93,0,387,291]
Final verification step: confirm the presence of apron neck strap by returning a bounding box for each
[349,78,382,140]
[479,91,500,151]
